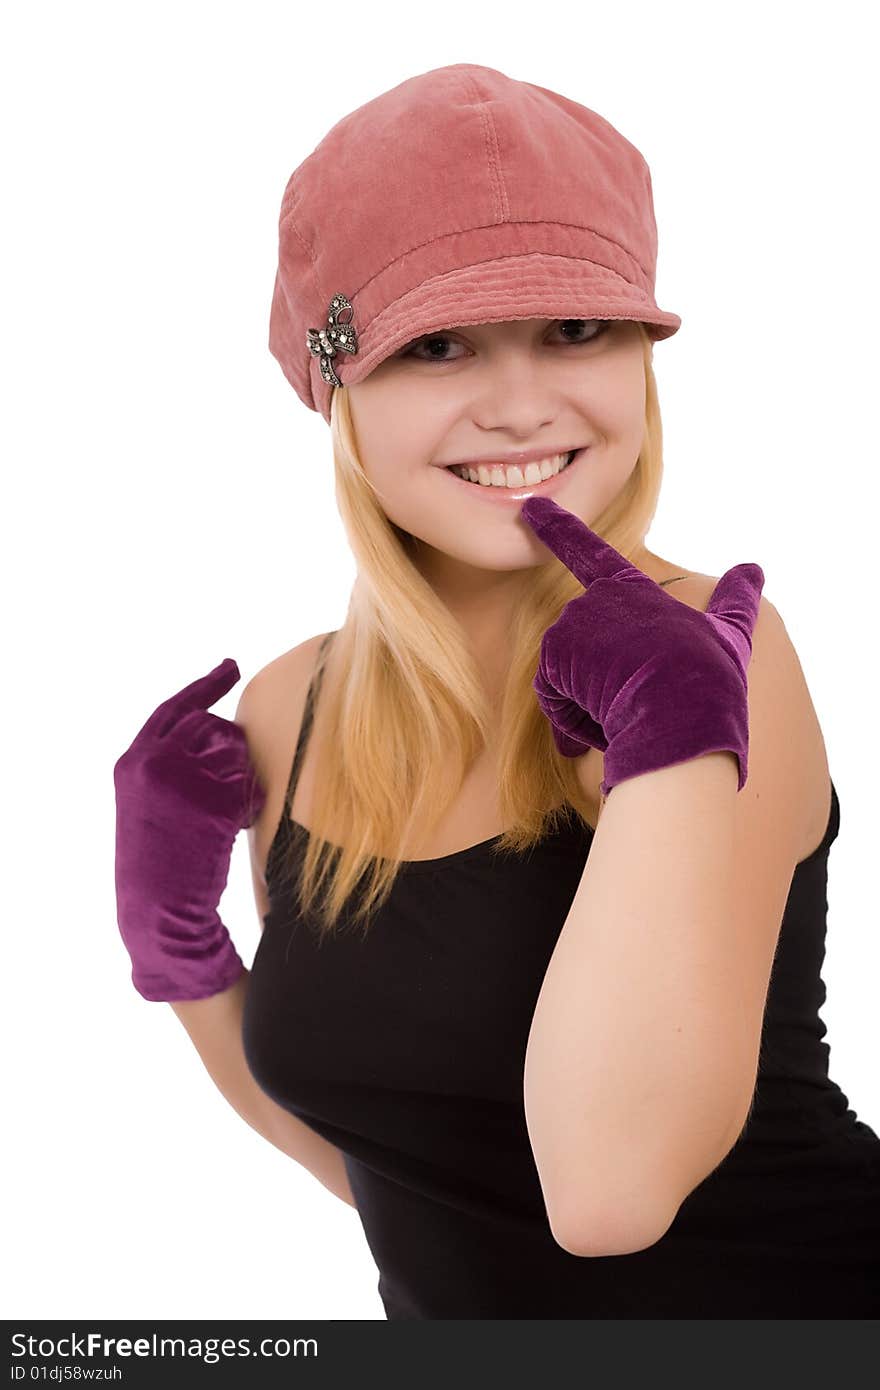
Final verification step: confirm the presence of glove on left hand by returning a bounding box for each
[113,659,266,1002]
[520,496,765,798]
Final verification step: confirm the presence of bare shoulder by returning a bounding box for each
[654,569,720,613]
[233,633,330,777]
[233,632,333,925]
[665,570,831,861]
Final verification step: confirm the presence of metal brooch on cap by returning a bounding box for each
[306,293,359,387]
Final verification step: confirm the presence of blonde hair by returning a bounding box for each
[277,323,665,938]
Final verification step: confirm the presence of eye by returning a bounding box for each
[555,319,610,345]
[397,319,610,363]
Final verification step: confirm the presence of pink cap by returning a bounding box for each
[269,63,681,425]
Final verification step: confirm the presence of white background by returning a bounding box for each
[3,0,877,1321]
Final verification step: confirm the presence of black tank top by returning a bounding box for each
[242,631,880,1317]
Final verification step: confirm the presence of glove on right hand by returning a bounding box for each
[520,496,764,797]
[113,659,267,1002]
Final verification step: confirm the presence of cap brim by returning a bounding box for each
[314,252,680,423]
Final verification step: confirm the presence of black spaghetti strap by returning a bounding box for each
[280,631,336,821]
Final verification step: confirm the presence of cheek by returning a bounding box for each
[587,388,646,461]
[591,361,645,429]
[362,460,441,539]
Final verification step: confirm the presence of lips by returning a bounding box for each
[442,447,586,501]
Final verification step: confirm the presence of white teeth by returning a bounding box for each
[452,451,574,488]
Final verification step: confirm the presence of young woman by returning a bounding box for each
[114,64,880,1317]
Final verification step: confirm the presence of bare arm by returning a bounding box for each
[524,593,814,1258]
[525,752,744,1257]
[172,636,356,1209]
[170,970,357,1209]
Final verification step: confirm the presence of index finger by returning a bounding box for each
[519,496,639,586]
[141,657,242,739]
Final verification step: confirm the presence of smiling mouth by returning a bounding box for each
[443,447,584,497]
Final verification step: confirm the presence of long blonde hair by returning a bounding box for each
[279,323,665,938]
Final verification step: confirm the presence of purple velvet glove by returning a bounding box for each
[113,659,266,1002]
[519,496,765,797]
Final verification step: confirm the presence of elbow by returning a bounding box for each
[537,1101,751,1259]
[547,1189,679,1259]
